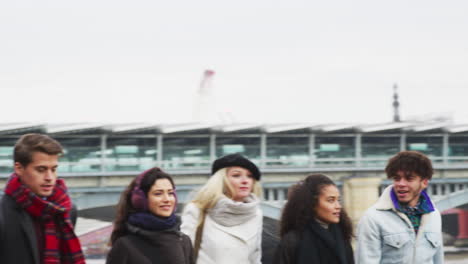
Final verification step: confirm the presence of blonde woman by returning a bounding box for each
[181,154,263,264]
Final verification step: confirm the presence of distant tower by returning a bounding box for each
[393,83,401,122]
[193,70,218,123]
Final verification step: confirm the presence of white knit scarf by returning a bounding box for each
[208,194,259,227]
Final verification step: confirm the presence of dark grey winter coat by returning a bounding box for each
[106,224,194,264]
[0,195,40,264]
[0,195,78,264]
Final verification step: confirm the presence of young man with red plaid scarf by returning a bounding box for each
[0,133,85,264]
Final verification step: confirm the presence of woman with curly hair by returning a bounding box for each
[106,167,193,264]
[274,173,354,264]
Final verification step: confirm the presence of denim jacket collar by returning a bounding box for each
[374,185,396,210]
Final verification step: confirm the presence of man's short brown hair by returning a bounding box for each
[14,133,63,166]
[385,151,434,180]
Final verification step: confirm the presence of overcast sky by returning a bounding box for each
[1,0,467,125]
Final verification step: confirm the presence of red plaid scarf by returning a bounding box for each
[5,174,85,264]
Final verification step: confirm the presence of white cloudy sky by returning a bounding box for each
[1,0,467,124]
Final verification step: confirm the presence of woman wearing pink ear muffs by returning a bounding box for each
[106,167,194,264]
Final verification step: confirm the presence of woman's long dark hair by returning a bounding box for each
[109,167,175,246]
[279,173,353,242]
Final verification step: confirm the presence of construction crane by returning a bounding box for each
[193,70,235,124]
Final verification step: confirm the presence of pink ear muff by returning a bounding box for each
[130,169,152,211]
[131,188,148,211]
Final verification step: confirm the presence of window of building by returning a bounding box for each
[216,136,260,162]
[448,135,468,164]
[406,136,443,158]
[315,136,355,166]
[362,136,400,166]
[56,137,101,173]
[0,138,17,173]
[163,137,210,169]
[106,137,157,171]
[266,137,309,167]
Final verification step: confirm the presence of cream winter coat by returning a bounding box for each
[181,196,263,264]
[355,185,444,264]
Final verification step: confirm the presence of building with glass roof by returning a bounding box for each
[1,121,468,174]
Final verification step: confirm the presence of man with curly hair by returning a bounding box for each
[355,151,444,264]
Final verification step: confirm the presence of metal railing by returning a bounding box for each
[3,156,468,175]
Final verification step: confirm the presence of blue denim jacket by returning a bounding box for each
[355,185,444,264]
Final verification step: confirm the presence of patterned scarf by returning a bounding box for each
[391,189,434,234]
[5,174,85,264]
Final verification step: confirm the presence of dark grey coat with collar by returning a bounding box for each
[0,194,40,264]
[0,194,78,264]
[106,224,194,264]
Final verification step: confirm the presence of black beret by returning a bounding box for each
[211,153,261,180]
